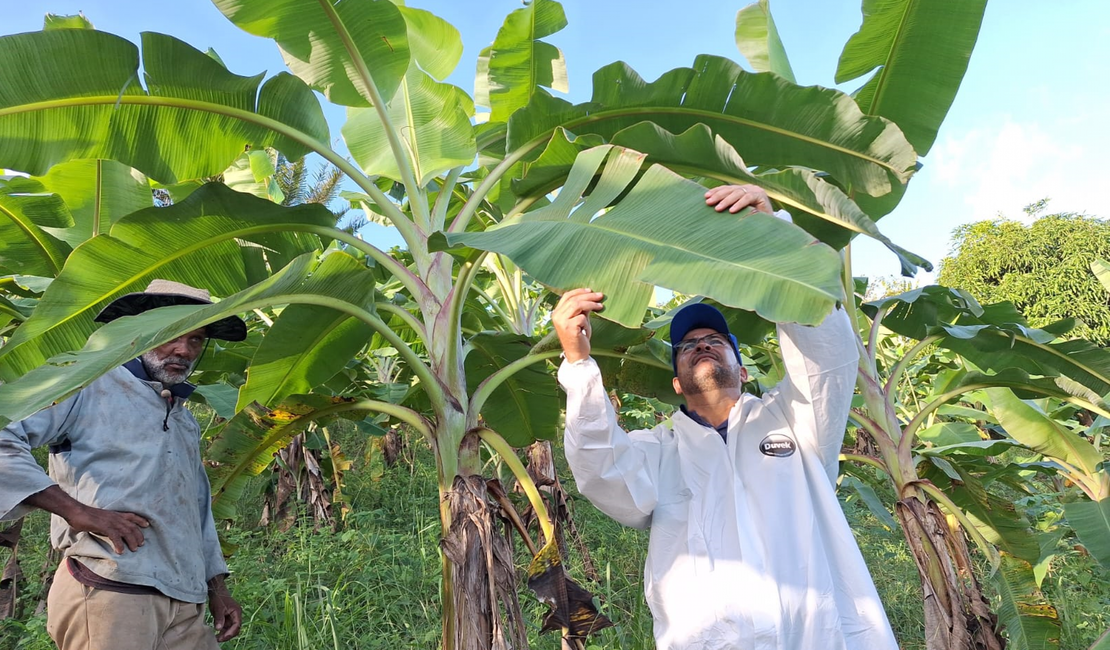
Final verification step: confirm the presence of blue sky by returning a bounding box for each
[7,0,1109,283]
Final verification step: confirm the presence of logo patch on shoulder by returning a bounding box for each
[759,434,796,458]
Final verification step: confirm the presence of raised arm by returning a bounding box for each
[554,289,662,529]
[769,307,859,484]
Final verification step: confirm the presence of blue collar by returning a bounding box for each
[681,405,728,442]
[123,358,196,399]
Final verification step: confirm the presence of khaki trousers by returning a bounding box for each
[46,563,221,650]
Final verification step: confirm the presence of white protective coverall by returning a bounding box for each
[558,309,898,649]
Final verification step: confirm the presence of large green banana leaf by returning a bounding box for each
[397,5,462,82]
[210,0,410,108]
[236,253,379,410]
[343,63,476,187]
[474,0,568,122]
[503,55,917,197]
[836,0,988,156]
[734,0,796,82]
[1064,498,1110,572]
[992,553,1062,650]
[985,389,1104,477]
[32,160,152,246]
[0,177,73,277]
[438,145,843,328]
[0,253,319,428]
[465,333,559,446]
[0,183,334,380]
[0,29,327,183]
[513,123,929,274]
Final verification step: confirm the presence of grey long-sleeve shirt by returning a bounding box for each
[0,363,227,603]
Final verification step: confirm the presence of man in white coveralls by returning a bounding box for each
[552,184,898,649]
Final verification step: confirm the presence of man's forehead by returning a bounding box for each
[682,327,722,341]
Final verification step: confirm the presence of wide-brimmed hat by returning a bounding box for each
[669,302,742,374]
[94,279,247,341]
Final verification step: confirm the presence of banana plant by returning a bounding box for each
[845,282,1110,650]
[0,1,953,646]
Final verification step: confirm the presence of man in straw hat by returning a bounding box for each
[0,280,247,649]
[551,185,897,649]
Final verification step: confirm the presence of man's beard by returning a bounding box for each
[141,351,195,387]
[676,358,740,395]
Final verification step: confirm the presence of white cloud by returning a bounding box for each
[929,118,1110,222]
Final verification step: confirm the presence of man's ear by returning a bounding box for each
[672,376,683,396]
[739,366,749,384]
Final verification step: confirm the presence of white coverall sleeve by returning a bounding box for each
[770,307,859,485]
[558,358,662,530]
[0,393,83,521]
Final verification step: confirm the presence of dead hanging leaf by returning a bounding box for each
[440,476,528,650]
[523,441,600,583]
[526,541,613,639]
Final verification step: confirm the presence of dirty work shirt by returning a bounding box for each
[0,364,227,603]
[559,309,898,650]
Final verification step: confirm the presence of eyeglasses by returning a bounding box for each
[673,333,731,355]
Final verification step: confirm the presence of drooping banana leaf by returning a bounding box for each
[207,394,374,522]
[0,183,334,380]
[991,553,1062,650]
[438,145,843,328]
[986,389,1104,477]
[1063,498,1110,571]
[466,332,559,446]
[0,253,320,428]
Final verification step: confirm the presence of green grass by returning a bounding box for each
[3,433,1108,649]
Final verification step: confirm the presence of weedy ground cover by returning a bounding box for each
[2,428,1106,649]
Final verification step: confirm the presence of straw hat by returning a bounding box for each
[94,279,247,341]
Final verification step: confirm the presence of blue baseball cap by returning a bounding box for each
[669,302,742,374]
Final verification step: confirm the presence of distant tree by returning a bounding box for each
[938,201,1110,344]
